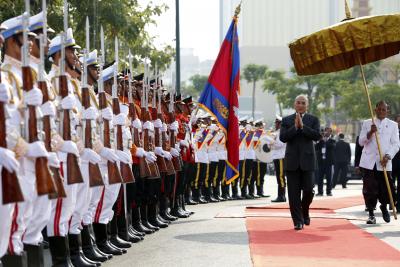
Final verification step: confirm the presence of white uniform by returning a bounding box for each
[193,127,210,164]
[0,71,15,258]
[359,118,400,171]
[271,129,286,160]
[46,64,79,237]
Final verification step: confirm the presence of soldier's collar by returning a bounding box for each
[3,55,22,68]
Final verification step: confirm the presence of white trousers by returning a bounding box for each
[0,167,14,258]
[92,164,121,224]
[69,162,92,234]
[46,162,78,237]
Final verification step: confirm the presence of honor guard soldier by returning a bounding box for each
[0,23,22,266]
[253,119,269,197]
[1,13,51,267]
[205,117,220,202]
[241,118,255,199]
[270,115,287,202]
[234,116,248,199]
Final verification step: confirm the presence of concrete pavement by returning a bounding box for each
[104,176,400,267]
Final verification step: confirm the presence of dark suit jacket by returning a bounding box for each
[315,138,336,165]
[334,139,351,164]
[354,135,363,167]
[280,113,321,171]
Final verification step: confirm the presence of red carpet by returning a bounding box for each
[246,196,400,266]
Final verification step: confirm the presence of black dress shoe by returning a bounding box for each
[327,192,333,196]
[271,197,286,203]
[304,217,310,226]
[366,215,376,224]
[380,205,391,223]
[316,193,323,196]
[294,223,304,230]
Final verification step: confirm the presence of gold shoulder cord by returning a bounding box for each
[2,65,22,104]
[89,89,99,109]
[71,79,82,103]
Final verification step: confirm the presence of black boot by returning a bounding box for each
[132,206,154,234]
[272,187,286,202]
[108,218,132,249]
[87,225,112,261]
[68,234,98,267]
[181,195,194,215]
[140,204,160,231]
[81,225,109,263]
[92,223,124,256]
[241,188,252,199]
[126,211,145,238]
[2,251,28,267]
[148,202,168,228]
[185,189,198,205]
[48,236,73,267]
[116,213,143,243]
[23,243,45,267]
[160,196,178,222]
[171,195,190,218]
[198,187,209,204]
[222,185,232,200]
[205,187,219,202]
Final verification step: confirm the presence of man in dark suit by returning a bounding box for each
[280,95,321,230]
[315,127,336,196]
[332,133,351,188]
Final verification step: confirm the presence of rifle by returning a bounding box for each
[98,26,122,185]
[38,0,66,198]
[127,50,151,178]
[141,60,160,178]
[112,37,134,184]
[81,17,103,187]
[155,72,175,175]
[0,61,24,204]
[168,90,183,171]
[59,0,83,184]
[22,2,56,195]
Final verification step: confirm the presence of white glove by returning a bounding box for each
[161,123,168,132]
[24,88,43,106]
[209,123,219,131]
[60,141,80,157]
[115,150,132,164]
[47,152,60,168]
[135,147,145,158]
[0,147,19,173]
[0,83,10,103]
[61,95,76,110]
[154,146,164,157]
[153,119,162,128]
[82,107,98,120]
[170,121,179,131]
[245,124,252,131]
[132,118,142,129]
[180,139,189,148]
[145,151,157,163]
[170,147,180,157]
[253,136,259,141]
[41,101,56,117]
[80,148,102,164]
[101,107,113,121]
[26,141,49,158]
[99,147,119,163]
[143,121,153,130]
[113,113,127,126]
[163,151,172,160]
[174,144,181,153]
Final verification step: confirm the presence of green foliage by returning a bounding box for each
[181,74,208,98]
[0,0,174,70]
[242,64,267,84]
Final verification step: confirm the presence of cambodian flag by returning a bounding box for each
[198,15,240,184]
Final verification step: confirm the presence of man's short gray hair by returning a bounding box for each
[294,94,309,104]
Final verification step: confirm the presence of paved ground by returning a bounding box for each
[104,176,400,267]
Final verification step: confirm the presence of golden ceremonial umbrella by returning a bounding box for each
[289,0,400,219]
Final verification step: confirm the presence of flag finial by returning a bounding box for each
[234,1,242,19]
[344,0,352,19]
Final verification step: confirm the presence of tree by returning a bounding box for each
[263,69,292,116]
[0,0,174,70]
[181,74,208,98]
[242,64,268,119]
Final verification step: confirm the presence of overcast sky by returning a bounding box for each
[140,0,220,61]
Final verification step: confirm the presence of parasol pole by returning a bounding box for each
[356,53,397,219]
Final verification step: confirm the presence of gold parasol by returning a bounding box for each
[289,0,400,219]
